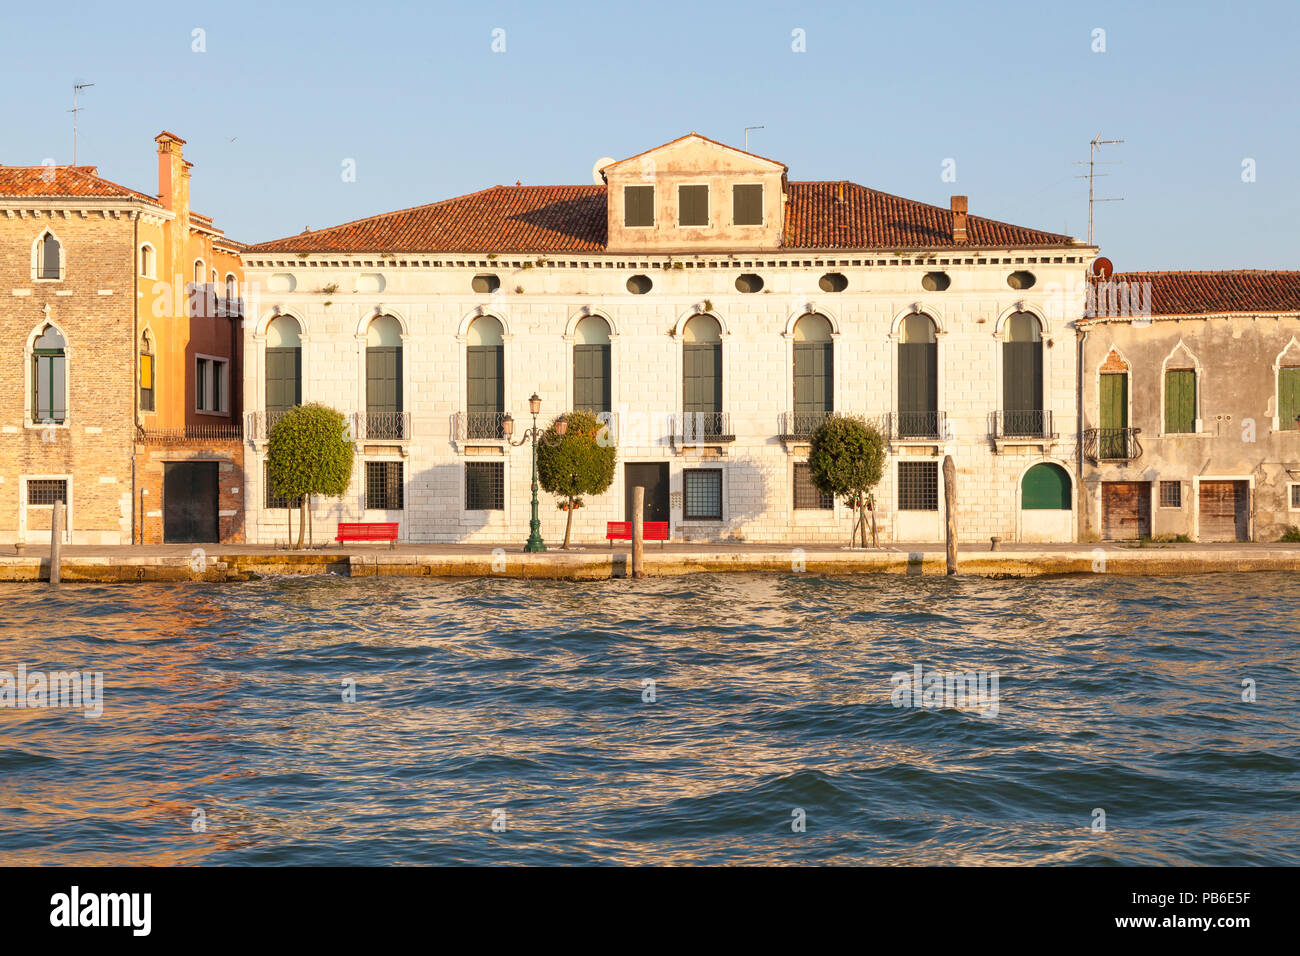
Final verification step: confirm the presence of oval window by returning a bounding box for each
[818,272,848,293]
[921,271,951,292]
[626,274,653,295]
[1007,270,1036,290]
[735,273,764,294]
[472,274,500,294]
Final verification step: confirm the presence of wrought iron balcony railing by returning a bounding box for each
[778,410,832,441]
[137,423,243,443]
[672,411,735,443]
[993,409,1055,440]
[353,411,411,441]
[885,410,948,441]
[454,411,511,441]
[246,409,296,440]
[1083,427,1142,463]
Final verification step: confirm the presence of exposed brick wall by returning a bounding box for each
[0,211,136,544]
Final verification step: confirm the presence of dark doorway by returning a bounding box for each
[625,462,669,524]
[164,462,220,543]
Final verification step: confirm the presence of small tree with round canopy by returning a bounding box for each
[536,410,617,548]
[267,403,355,549]
[807,414,887,548]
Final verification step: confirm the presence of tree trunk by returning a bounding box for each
[859,504,869,549]
[296,497,307,549]
[563,498,575,549]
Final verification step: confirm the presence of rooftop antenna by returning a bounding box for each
[744,125,765,151]
[70,82,95,165]
[1073,132,1123,246]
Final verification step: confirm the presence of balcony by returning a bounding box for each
[187,283,243,320]
[671,411,735,447]
[246,409,295,441]
[778,410,832,442]
[353,411,411,441]
[991,409,1058,452]
[884,411,948,442]
[454,411,511,442]
[1083,427,1143,464]
[137,423,242,444]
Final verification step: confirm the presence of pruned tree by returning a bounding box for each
[807,414,887,548]
[267,403,355,549]
[536,410,617,548]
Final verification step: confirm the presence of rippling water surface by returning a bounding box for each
[0,572,1297,865]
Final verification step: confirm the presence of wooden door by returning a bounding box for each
[1102,481,1150,540]
[1198,481,1249,542]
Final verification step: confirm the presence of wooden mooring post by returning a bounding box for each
[632,485,645,579]
[50,499,63,584]
[943,455,958,575]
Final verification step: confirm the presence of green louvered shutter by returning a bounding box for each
[467,345,504,416]
[573,344,611,413]
[1002,341,1043,430]
[683,343,721,413]
[366,347,401,414]
[265,347,301,412]
[1279,367,1300,432]
[898,341,938,435]
[1098,372,1128,458]
[1165,370,1196,433]
[793,343,832,415]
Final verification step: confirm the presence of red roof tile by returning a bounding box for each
[0,165,161,205]
[247,181,1076,254]
[1107,270,1300,316]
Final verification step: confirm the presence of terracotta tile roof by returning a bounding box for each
[246,185,608,254]
[0,164,161,205]
[1108,270,1300,316]
[248,180,1077,255]
[785,181,1074,249]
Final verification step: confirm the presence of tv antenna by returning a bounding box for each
[744,125,765,150]
[1074,133,1123,246]
[70,82,95,165]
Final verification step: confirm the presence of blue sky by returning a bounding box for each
[3,0,1297,267]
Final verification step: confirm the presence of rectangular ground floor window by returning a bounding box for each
[1290,483,1300,511]
[366,460,404,510]
[793,463,833,510]
[1159,480,1183,508]
[263,463,302,509]
[683,468,723,520]
[898,461,939,511]
[26,478,68,505]
[465,461,504,511]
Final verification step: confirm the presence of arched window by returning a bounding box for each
[682,314,724,439]
[1098,349,1130,458]
[193,260,204,285]
[139,244,156,278]
[265,315,302,423]
[31,324,67,424]
[1002,311,1045,437]
[466,316,504,439]
[573,315,611,414]
[366,315,404,439]
[792,313,833,436]
[224,273,237,301]
[36,232,62,280]
[898,312,938,438]
[139,331,156,413]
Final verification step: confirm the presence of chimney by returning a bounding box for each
[155,131,188,213]
[950,195,968,243]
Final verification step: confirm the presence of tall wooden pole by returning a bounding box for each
[632,486,645,579]
[943,455,958,575]
[50,499,63,584]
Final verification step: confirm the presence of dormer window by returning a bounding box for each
[624,185,654,227]
[678,185,709,227]
[733,184,764,225]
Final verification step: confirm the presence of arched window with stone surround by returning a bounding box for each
[897,312,938,438]
[36,231,62,280]
[139,330,156,413]
[31,324,67,424]
[1002,311,1045,437]
[792,313,833,437]
[573,315,612,415]
[466,315,505,439]
[265,315,302,426]
[682,314,723,438]
[366,314,404,439]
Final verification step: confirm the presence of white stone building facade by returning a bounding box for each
[239,134,1096,546]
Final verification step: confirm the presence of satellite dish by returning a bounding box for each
[1091,256,1114,279]
[592,157,616,184]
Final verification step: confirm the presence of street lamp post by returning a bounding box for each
[503,393,567,553]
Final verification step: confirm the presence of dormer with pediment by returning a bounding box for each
[600,133,787,254]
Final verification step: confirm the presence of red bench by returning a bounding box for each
[606,521,669,548]
[335,522,399,549]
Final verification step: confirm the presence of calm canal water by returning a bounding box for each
[1,572,1297,865]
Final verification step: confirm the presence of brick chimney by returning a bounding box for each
[950,195,968,243]
[155,131,189,216]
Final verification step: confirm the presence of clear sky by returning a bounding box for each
[3,0,1297,268]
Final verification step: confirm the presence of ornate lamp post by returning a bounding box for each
[503,393,567,553]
